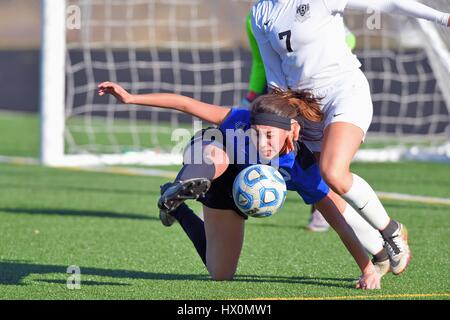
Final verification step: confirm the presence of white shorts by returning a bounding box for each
[300,69,374,153]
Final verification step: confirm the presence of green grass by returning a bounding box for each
[1,111,449,299]
[4,111,446,159]
[66,116,198,154]
[0,112,39,158]
[0,162,449,300]
[0,111,203,158]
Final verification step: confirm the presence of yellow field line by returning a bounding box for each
[253,293,450,300]
[0,156,38,166]
[0,157,177,178]
[70,166,178,179]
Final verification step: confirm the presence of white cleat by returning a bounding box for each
[384,223,411,275]
[307,209,330,232]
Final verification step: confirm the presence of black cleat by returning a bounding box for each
[158,178,211,216]
[159,182,177,227]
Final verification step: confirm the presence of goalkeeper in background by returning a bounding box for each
[240,12,357,232]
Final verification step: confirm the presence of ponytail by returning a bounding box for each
[270,87,323,122]
[250,87,323,155]
[251,87,323,123]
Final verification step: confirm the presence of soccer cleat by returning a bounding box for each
[158,178,211,215]
[372,257,391,277]
[383,223,411,275]
[159,183,177,227]
[306,209,330,232]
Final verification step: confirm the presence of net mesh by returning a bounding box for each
[64,0,450,160]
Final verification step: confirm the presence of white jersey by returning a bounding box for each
[252,0,450,91]
[252,0,450,152]
[251,0,360,90]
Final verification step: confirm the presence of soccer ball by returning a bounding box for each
[232,164,287,218]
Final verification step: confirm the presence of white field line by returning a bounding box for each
[1,156,449,206]
[377,192,450,206]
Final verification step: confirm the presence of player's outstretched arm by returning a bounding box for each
[341,0,450,27]
[315,192,381,289]
[98,82,231,125]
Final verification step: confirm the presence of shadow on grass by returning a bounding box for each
[0,207,306,229]
[0,260,355,289]
[0,182,162,197]
[0,207,158,221]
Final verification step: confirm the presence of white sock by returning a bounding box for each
[342,173,390,230]
[342,204,384,256]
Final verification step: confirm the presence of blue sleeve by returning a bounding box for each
[287,162,330,205]
[219,108,251,131]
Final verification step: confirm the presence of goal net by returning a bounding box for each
[346,0,450,161]
[41,0,450,166]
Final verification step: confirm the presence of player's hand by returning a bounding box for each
[98,82,134,104]
[356,269,381,290]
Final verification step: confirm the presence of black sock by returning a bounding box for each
[373,248,389,263]
[380,220,399,239]
[175,163,216,182]
[171,203,207,266]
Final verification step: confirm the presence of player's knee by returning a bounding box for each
[210,270,235,281]
[208,263,237,281]
[320,165,348,194]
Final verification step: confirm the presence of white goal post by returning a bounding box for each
[40,0,450,166]
[40,0,66,166]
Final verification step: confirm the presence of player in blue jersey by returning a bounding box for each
[99,81,385,289]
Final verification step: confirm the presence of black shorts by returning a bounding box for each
[197,164,248,219]
[184,128,248,219]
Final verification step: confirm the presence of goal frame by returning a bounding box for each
[40,0,450,166]
[40,0,66,166]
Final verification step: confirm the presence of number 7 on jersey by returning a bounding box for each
[278,30,293,53]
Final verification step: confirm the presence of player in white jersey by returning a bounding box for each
[242,10,359,233]
[251,0,450,275]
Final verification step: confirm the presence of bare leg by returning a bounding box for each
[320,122,390,230]
[203,206,245,281]
[320,122,410,274]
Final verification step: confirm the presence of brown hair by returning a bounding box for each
[251,87,323,123]
[251,87,323,154]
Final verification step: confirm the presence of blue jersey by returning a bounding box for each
[219,108,329,204]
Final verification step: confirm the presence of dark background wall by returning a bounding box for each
[0,50,40,112]
[0,1,448,136]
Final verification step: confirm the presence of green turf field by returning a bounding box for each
[1,112,450,300]
[0,111,200,157]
